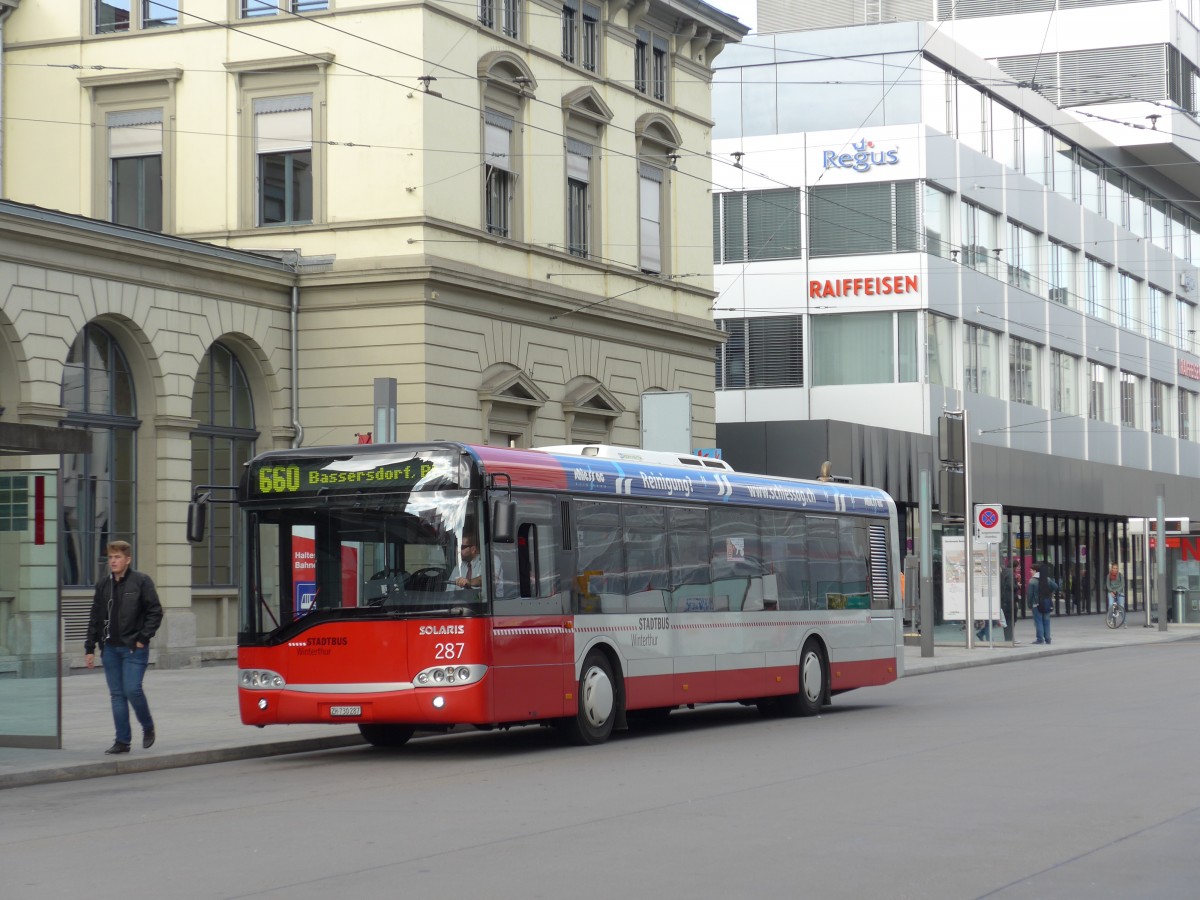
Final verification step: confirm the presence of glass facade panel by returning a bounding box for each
[811,313,894,386]
[965,324,1000,397]
[1009,337,1039,406]
[1089,362,1111,422]
[925,184,951,259]
[1051,351,1078,415]
[927,313,955,386]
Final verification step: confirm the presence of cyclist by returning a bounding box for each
[1105,563,1125,613]
[1105,562,1126,627]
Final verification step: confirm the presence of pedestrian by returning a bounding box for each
[1105,562,1126,614]
[84,541,163,754]
[1000,559,1017,642]
[1029,562,1060,645]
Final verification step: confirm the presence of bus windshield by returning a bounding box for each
[240,490,493,644]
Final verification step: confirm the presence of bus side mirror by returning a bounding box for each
[492,499,516,543]
[187,493,210,544]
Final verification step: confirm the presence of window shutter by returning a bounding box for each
[485,110,515,172]
[746,189,800,260]
[747,316,803,387]
[108,108,163,158]
[254,95,312,154]
[810,182,907,256]
[721,193,746,263]
[712,194,721,265]
[639,164,663,272]
[566,138,591,182]
[894,182,920,252]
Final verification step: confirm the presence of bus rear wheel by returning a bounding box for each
[561,651,619,745]
[776,639,825,718]
[358,723,416,748]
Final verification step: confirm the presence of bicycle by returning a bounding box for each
[1106,592,1126,629]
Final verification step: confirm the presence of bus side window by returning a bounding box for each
[494,496,564,615]
[517,522,538,598]
[668,507,711,612]
[762,509,806,611]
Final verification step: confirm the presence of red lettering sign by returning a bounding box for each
[808,275,920,300]
[1179,359,1200,381]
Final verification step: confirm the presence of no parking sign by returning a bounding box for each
[975,503,1003,543]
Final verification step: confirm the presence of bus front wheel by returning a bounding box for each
[359,723,416,748]
[561,651,618,745]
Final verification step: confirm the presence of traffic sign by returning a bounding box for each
[974,503,1003,543]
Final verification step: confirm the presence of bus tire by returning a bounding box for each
[562,651,619,745]
[358,723,416,748]
[776,639,825,718]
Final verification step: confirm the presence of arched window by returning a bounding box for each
[61,323,138,587]
[191,342,257,586]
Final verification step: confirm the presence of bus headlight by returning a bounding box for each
[412,664,486,687]
[239,669,285,689]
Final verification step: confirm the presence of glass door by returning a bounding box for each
[0,467,61,748]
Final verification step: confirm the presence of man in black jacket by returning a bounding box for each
[84,541,164,754]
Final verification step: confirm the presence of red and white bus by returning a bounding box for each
[220,442,901,747]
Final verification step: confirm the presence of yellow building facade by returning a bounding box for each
[0,1,745,665]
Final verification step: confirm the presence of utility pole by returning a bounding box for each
[939,410,968,646]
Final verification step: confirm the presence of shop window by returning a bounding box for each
[191,343,258,587]
[60,324,138,587]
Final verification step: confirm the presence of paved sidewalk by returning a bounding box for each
[1,613,1195,790]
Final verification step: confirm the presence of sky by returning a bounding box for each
[711,0,758,33]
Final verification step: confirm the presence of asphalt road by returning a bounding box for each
[3,641,1198,900]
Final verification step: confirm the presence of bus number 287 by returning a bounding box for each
[435,643,465,660]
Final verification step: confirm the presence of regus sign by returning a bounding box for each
[822,138,899,173]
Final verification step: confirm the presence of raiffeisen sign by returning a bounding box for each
[822,138,899,173]
[809,275,919,299]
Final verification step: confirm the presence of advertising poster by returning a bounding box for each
[973,541,1000,621]
[942,536,966,620]
[942,538,1001,624]
[292,526,359,615]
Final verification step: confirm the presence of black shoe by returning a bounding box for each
[143,729,155,750]
[105,742,130,755]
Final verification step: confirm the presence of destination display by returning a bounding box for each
[247,452,454,498]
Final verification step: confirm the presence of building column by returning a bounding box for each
[149,415,200,669]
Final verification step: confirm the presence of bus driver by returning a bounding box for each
[451,533,484,589]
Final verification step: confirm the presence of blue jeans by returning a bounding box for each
[1033,608,1051,644]
[101,645,154,745]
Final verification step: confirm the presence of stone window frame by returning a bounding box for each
[81,69,182,233]
[479,52,536,243]
[562,87,613,260]
[227,54,332,230]
[634,113,681,275]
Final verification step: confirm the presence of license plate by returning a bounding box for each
[329,705,362,717]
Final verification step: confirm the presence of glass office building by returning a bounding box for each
[711,22,1200,625]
